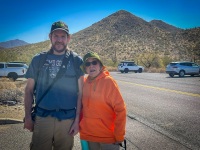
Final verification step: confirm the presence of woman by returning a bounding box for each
[80,51,126,150]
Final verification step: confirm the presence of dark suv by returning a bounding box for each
[166,61,200,77]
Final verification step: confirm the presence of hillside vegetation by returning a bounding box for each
[0,10,200,69]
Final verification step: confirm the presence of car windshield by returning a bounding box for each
[169,63,178,66]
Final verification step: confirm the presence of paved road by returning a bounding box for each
[111,72,200,150]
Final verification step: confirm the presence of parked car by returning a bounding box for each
[166,61,200,77]
[2,100,17,106]
[0,62,28,81]
[118,61,144,73]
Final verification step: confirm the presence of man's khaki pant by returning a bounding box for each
[30,116,74,150]
[88,141,120,150]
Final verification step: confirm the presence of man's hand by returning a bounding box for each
[69,120,79,136]
[24,117,34,132]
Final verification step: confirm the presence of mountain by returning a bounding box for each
[0,10,199,68]
[71,10,167,59]
[0,39,29,48]
[70,10,199,64]
[149,20,183,33]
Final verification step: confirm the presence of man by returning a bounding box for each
[24,21,84,150]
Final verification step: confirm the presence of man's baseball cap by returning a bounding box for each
[50,21,69,34]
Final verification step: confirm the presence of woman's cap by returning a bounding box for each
[81,51,105,73]
[83,51,104,66]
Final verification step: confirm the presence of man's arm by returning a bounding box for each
[24,78,35,132]
[69,75,84,136]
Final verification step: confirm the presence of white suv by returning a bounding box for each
[166,61,200,77]
[118,61,144,73]
[0,62,28,80]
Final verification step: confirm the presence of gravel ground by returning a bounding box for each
[0,124,82,150]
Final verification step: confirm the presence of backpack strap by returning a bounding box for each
[70,51,79,77]
[34,51,48,91]
[69,51,82,92]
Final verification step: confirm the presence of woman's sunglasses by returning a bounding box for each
[85,61,98,67]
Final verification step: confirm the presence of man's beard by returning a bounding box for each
[52,42,67,53]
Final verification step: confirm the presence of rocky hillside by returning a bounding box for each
[0,10,199,67]
[149,20,183,33]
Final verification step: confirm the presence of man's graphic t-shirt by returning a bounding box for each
[25,52,84,120]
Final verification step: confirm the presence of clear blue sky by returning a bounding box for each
[0,0,200,43]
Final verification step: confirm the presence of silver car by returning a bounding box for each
[166,61,200,77]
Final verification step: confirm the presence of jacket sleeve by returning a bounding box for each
[108,78,126,142]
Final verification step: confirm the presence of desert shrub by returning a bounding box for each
[0,89,24,103]
[145,67,165,73]
[106,66,118,72]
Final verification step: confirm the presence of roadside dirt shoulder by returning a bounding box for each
[0,104,24,121]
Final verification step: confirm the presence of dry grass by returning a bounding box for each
[0,105,24,120]
[145,67,166,73]
[0,78,17,89]
[106,66,118,71]
[0,78,26,120]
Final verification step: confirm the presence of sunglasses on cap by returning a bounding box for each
[85,61,98,67]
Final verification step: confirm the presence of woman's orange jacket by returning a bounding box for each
[79,70,126,143]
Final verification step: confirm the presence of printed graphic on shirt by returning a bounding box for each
[47,59,62,79]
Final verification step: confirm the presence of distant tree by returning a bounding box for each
[111,49,118,64]
[139,52,159,68]
[162,56,173,67]
[193,41,200,63]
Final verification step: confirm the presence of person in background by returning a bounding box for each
[24,21,84,150]
[79,51,126,150]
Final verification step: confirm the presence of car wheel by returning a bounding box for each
[8,72,18,81]
[120,71,124,73]
[134,71,137,73]
[124,68,129,73]
[169,73,174,77]
[179,70,185,77]
[138,68,142,73]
